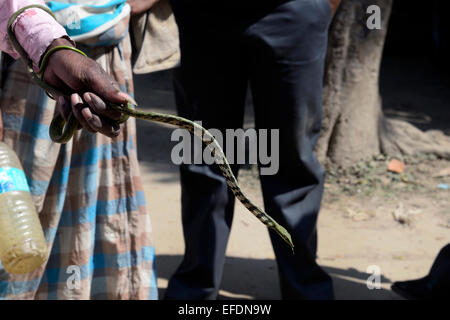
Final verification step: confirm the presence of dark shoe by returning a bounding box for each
[391,276,432,300]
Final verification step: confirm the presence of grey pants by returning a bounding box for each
[165,0,334,300]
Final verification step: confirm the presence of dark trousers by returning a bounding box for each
[165,0,334,300]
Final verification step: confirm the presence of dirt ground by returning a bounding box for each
[133,57,449,300]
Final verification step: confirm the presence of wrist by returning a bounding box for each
[40,37,76,68]
[47,37,75,50]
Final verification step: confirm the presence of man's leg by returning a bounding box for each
[164,1,248,300]
[246,0,334,299]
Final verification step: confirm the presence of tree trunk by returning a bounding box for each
[316,0,392,168]
[316,0,450,168]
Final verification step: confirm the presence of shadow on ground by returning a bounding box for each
[155,254,399,300]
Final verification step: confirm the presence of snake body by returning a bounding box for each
[7,5,294,250]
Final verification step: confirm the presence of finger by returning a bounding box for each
[84,63,137,105]
[83,92,122,121]
[56,96,71,121]
[82,111,121,139]
[77,98,121,138]
[71,94,96,133]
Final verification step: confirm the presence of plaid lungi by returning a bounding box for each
[0,34,157,300]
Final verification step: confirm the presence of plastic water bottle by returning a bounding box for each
[0,142,48,274]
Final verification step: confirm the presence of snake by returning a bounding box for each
[7,5,294,251]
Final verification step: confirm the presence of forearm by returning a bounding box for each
[0,0,70,67]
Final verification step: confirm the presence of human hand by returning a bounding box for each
[127,0,160,16]
[43,38,134,138]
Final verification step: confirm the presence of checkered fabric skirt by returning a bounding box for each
[0,34,157,300]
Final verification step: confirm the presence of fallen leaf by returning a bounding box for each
[388,159,406,174]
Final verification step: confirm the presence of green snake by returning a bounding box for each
[7,5,294,250]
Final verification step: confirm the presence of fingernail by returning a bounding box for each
[89,117,102,129]
[118,92,138,106]
[71,94,83,105]
[84,93,92,105]
[81,107,93,121]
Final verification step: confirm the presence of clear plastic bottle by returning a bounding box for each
[0,141,48,274]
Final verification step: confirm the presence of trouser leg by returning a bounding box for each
[246,0,334,299]
[165,2,248,299]
[166,0,334,300]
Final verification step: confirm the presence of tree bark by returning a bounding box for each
[316,0,393,168]
[317,0,450,168]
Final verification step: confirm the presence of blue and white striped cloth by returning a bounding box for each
[45,0,131,45]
